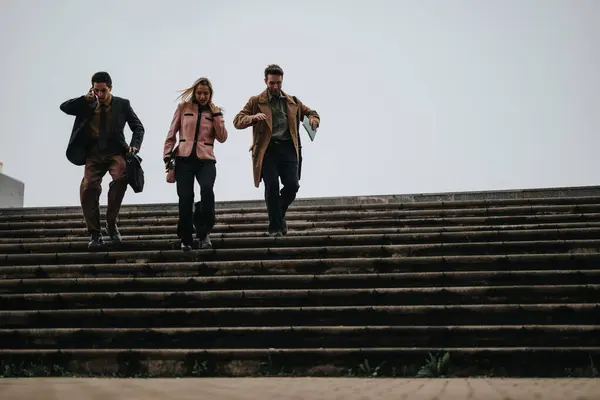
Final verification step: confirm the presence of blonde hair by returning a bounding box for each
[176,77,214,104]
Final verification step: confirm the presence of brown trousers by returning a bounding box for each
[80,152,128,234]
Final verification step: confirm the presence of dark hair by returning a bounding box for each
[91,71,112,87]
[264,64,284,79]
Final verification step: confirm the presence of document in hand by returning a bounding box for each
[302,116,317,141]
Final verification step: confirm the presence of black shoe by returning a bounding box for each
[88,232,105,250]
[181,233,196,251]
[268,231,283,238]
[199,234,212,249]
[106,223,122,244]
[181,240,192,252]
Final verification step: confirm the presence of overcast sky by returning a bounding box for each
[1,0,598,207]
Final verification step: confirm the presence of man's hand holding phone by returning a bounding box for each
[85,87,98,103]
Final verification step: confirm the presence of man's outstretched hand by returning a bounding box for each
[129,147,138,153]
[253,113,267,122]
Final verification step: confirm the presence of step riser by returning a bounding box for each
[1,347,599,377]
[3,271,599,293]
[2,328,599,349]
[3,213,600,238]
[3,241,600,266]
[3,286,599,310]
[2,306,598,328]
[3,255,600,279]
[4,229,600,254]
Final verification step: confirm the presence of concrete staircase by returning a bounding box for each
[1,186,599,377]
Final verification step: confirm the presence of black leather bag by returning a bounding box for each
[126,152,145,193]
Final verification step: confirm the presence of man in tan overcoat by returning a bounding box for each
[233,64,320,236]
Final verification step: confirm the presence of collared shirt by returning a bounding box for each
[268,90,291,141]
[87,94,123,156]
[89,94,113,139]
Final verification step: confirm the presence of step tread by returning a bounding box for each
[3,221,600,244]
[2,346,600,355]
[4,324,599,333]
[2,202,599,225]
[2,302,597,314]
[3,283,598,299]
[2,195,600,220]
[3,227,600,254]
[4,213,600,238]
[2,269,597,284]
[3,238,600,262]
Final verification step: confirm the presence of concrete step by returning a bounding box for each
[2,253,599,280]
[7,199,585,222]
[2,270,599,294]
[2,284,599,310]
[2,325,599,349]
[2,220,600,245]
[3,212,600,239]
[1,303,598,329]
[1,185,598,216]
[3,228,600,254]
[2,188,600,377]
[2,203,600,231]
[2,239,600,267]
[1,346,599,377]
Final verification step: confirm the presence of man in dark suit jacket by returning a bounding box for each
[60,71,144,249]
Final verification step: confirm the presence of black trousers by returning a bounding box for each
[261,140,300,233]
[175,156,217,244]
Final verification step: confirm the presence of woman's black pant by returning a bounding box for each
[175,156,216,244]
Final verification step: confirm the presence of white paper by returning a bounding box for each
[302,116,317,141]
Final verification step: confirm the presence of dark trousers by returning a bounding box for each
[175,156,217,244]
[261,140,300,233]
[80,151,128,234]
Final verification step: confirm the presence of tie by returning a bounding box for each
[98,104,107,150]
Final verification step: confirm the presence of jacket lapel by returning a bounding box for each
[257,90,273,133]
[285,94,299,137]
[108,97,118,130]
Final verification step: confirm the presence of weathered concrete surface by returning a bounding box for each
[0,174,24,208]
[1,378,599,399]
[3,184,600,214]
[2,188,600,377]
